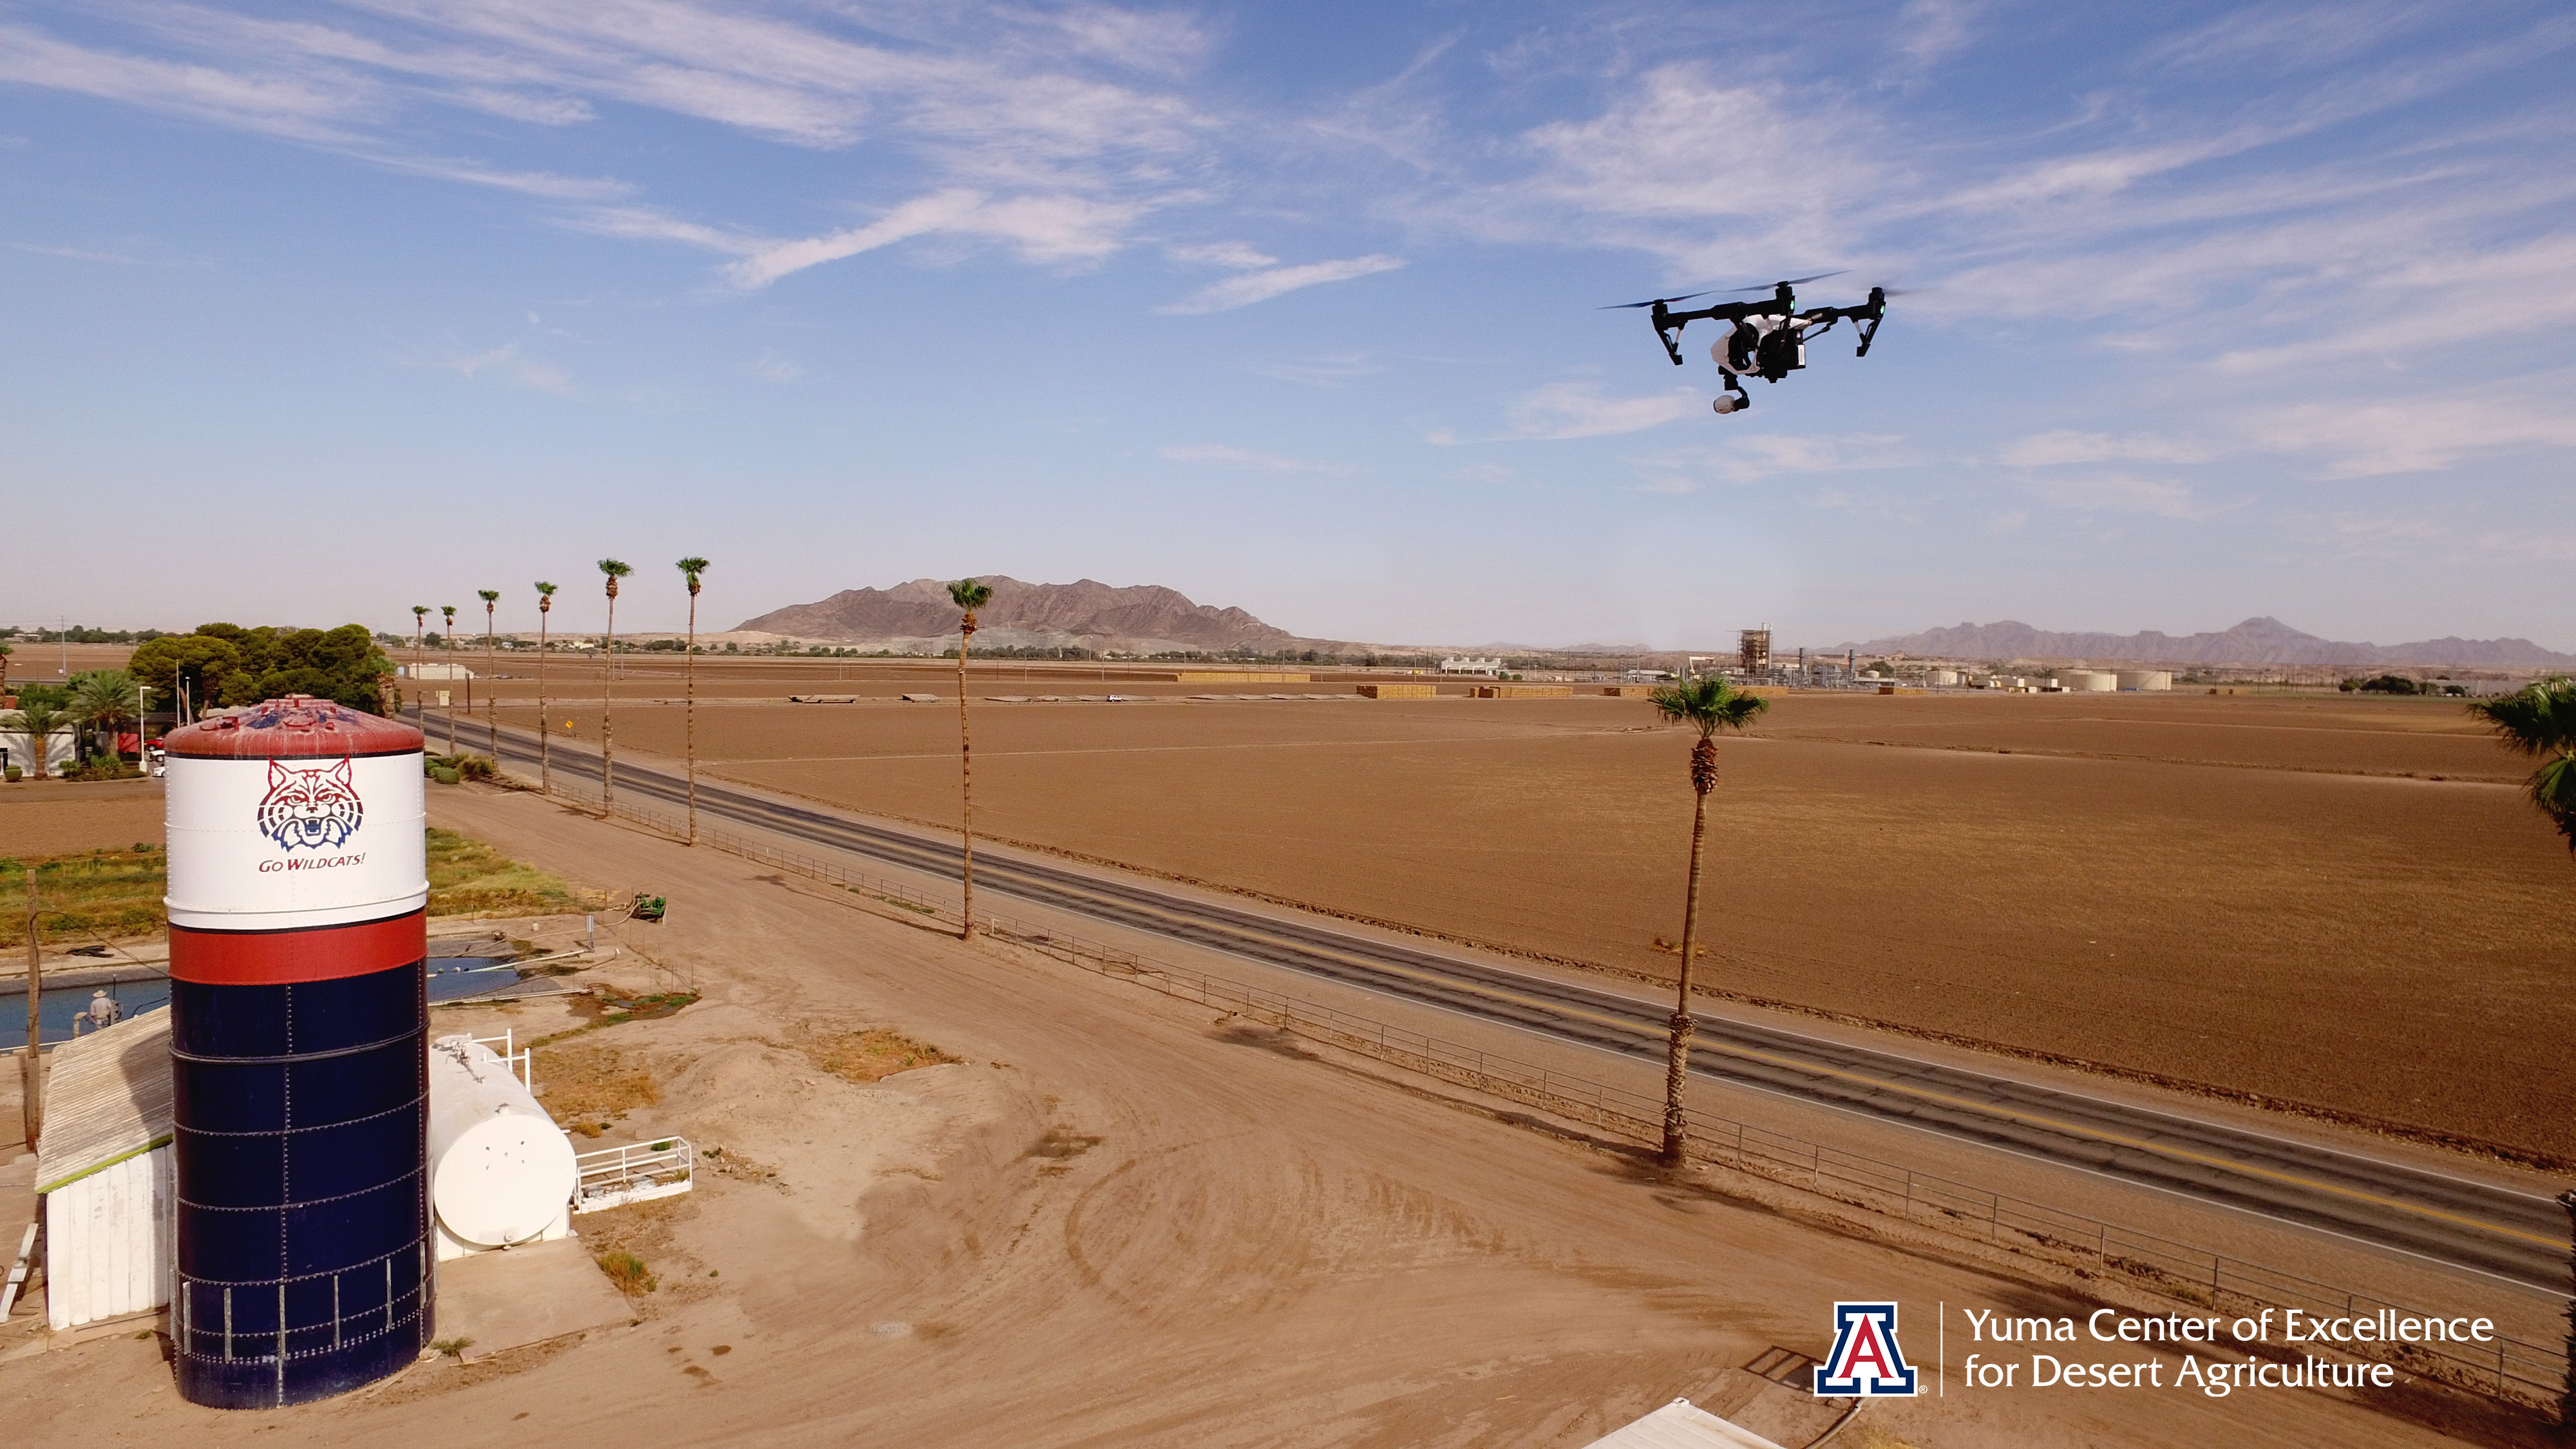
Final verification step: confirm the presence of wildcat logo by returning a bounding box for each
[256,758,365,851]
[1814,1302,1918,1397]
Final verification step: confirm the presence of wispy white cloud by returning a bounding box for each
[2242,380,2576,478]
[1625,434,1915,491]
[748,349,802,383]
[2023,473,2228,521]
[440,342,572,395]
[1501,382,1702,440]
[1157,254,1405,314]
[1248,352,1383,387]
[1160,444,1361,475]
[1998,431,2216,467]
[1168,240,1277,269]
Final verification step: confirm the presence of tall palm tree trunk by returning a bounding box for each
[957,627,976,940]
[685,591,698,843]
[484,603,498,759]
[537,605,551,792]
[1661,736,1718,1167]
[601,596,618,810]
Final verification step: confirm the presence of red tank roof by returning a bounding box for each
[160,696,424,759]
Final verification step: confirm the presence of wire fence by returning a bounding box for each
[561,782,2571,1413]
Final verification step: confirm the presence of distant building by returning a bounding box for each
[1439,656,1503,676]
[404,663,476,681]
[1738,627,1772,674]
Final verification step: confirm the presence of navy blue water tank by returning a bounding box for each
[162,699,433,1408]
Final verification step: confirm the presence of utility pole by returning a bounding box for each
[22,867,42,1152]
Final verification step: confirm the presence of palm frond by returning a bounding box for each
[948,578,994,610]
[2465,677,2576,758]
[1647,676,1770,737]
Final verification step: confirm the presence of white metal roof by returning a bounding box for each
[1578,1399,1790,1449]
[34,1008,174,1195]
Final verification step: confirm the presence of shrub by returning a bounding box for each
[3,767,17,782]
[596,1249,656,1295]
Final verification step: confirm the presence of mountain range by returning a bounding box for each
[1837,617,2576,668]
[735,577,1309,655]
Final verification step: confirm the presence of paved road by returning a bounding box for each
[442,712,2571,1292]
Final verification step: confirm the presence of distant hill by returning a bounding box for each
[734,577,1305,655]
[1838,617,2576,668]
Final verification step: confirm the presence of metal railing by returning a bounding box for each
[558,783,2571,1411]
[573,1137,695,1213]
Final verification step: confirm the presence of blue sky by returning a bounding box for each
[3,1,2570,650]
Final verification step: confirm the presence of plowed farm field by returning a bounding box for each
[491,683,2576,1162]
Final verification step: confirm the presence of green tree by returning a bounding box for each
[676,558,711,843]
[3,699,72,777]
[2468,678,2576,852]
[1645,675,1770,1167]
[68,670,142,759]
[535,582,558,793]
[949,578,994,940]
[128,632,243,718]
[598,560,632,809]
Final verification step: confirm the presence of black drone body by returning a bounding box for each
[1607,272,1890,415]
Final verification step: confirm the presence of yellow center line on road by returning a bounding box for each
[994,866,2555,1250]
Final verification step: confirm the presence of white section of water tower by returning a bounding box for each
[427,1035,578,1260]
[164,752,429,930]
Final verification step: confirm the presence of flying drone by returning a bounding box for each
[1605,270,1893,414]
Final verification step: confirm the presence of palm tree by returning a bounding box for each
[438,605,460,752]
[597,560,632,810]
[478,589,501,761]
[534,582,558,793]
[2468,678,2576,853]
[410,605,428,714]
[69,670,141,764]
[1645,674,1770,1167]
[4,700,71,779]
[949,578,994,940]
[676,558,712,843]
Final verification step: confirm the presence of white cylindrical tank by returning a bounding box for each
[427,1034,578,1259]
[2059,670,2118,692]
[1929,668,1960,687]
[2116,670,2174,691]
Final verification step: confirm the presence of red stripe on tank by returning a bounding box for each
[169,909,427,985]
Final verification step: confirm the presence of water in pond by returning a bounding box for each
[3,978,173,1050]
[3,958,524,1049]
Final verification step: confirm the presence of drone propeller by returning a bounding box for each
[1598,292,1712,310]
[1719,270,1847,294]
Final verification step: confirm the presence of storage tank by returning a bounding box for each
[2116,670,2174,692]
[427,1035,576,1260]
[162,697,431,1408]
[2058,670,2118,692]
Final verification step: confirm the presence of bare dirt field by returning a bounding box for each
[0,779,164,857]
[475,677,2576,1165]
[3,787,2523,1448]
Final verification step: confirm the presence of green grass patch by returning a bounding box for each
[426,827,600,917]
[0,830,593,941]
[0,846,167,943]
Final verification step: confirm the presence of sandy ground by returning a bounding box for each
[468,687,2576,1164]
[0,786,2539,1448]
[0,779,164,857]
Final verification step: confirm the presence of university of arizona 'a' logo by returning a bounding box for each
[256,758,364,850]
[1814,1302,1918,1397]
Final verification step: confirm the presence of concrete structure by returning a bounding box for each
[1472,684,1573,699]
[162,696,432,1408]
[0,726,76,777]
[1578,1398,1787,1448]
[33,1009,175,1333]
[1356,683,1436,699]
[2116,669,2174,691]
[1438,656,1502,676]
[403,662,475,681]
[2058,669,2119,692]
